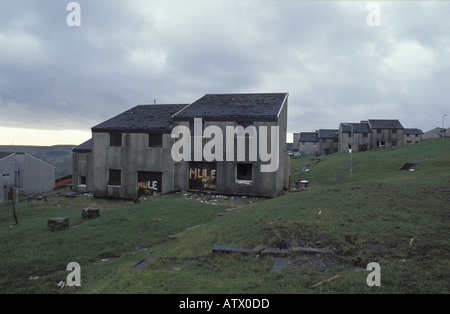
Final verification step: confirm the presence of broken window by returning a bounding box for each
[236,163,253,181]
[108,169,121,186]
[79,176,86,185]
[110,133,122,146]
[148,133,163,148]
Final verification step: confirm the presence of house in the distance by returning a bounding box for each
[0,152,55,203]
[318,129,339,155]
[404,128,423,145]
[423,127,449,140]
[339,122,372,153]
[367,119,405,149]
[298,132,319,156]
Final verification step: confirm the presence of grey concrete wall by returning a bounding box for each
[72,151,93,193]
[0,154,16,202]
[21,154,55,195]
[319,138,338,155]
[404,134,422,145]
[371,129,404,148]
[298,141,319,155]
[339,132,371,153]
[92,132,177,199]
[1,153,54,200]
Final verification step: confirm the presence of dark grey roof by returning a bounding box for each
[341,122,371,133]
[368,119,404,130]
[0,152,14,160]
[404,128,423,135]
[318,129,339,139]
[173,93,288,122]
[72,139,92,153]
[299,132,318,142]
[92,104,188,133]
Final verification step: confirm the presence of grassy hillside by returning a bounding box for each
[0,145,74,178]
[0,139,449,294]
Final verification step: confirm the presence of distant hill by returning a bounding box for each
[0,145,74,178]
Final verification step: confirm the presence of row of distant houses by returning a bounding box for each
[290,119,426,156]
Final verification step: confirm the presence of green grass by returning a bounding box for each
[0,139,449,293]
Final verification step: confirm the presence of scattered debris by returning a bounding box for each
[309,275,340,289]
[57,280,66,289]
[93,257,119,265]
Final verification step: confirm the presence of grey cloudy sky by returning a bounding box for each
[1,0,449,145]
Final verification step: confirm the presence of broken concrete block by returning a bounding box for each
[260,247,290,257]
[47,217,69,231]
[81,207,100,220]
[212,245,252,254]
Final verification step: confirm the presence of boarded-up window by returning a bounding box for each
[137,171,162,196]
[236,163,252,181]
[189,162,216,191]
[108,169,121,186]
[110,133,122,146]
[148,133,163,148]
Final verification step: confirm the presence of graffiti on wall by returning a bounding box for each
[137,171,162,196]
[189,162,216,190]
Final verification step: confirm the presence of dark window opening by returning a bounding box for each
[108,169,121,186]
[377,129,382,134]
[79,176,86,185]
[110,133,122,146]
[363,133,368,137]
[236,163,253,181]
[148,133,163,147]
[392,129,397,134]
[392,141,397,147]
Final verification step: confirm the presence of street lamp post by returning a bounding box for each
[443,115,447,141]
[342,123,353,179]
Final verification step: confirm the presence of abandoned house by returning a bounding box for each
[318,129,339,155]
[297,132,319,156]
[72,93,289,199]
[0,152,55,203]
[339,121,372,153]
[404,128,424,145]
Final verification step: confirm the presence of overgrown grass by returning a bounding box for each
[0,140,449,293]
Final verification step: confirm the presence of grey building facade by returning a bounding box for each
[73,93,289,199]
[172,93,289,198]
[1,152,55,202]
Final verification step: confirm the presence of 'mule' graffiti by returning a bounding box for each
[189,162,216,190]
[137,171,162,196]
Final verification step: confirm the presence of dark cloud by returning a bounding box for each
[0,0,449,143]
